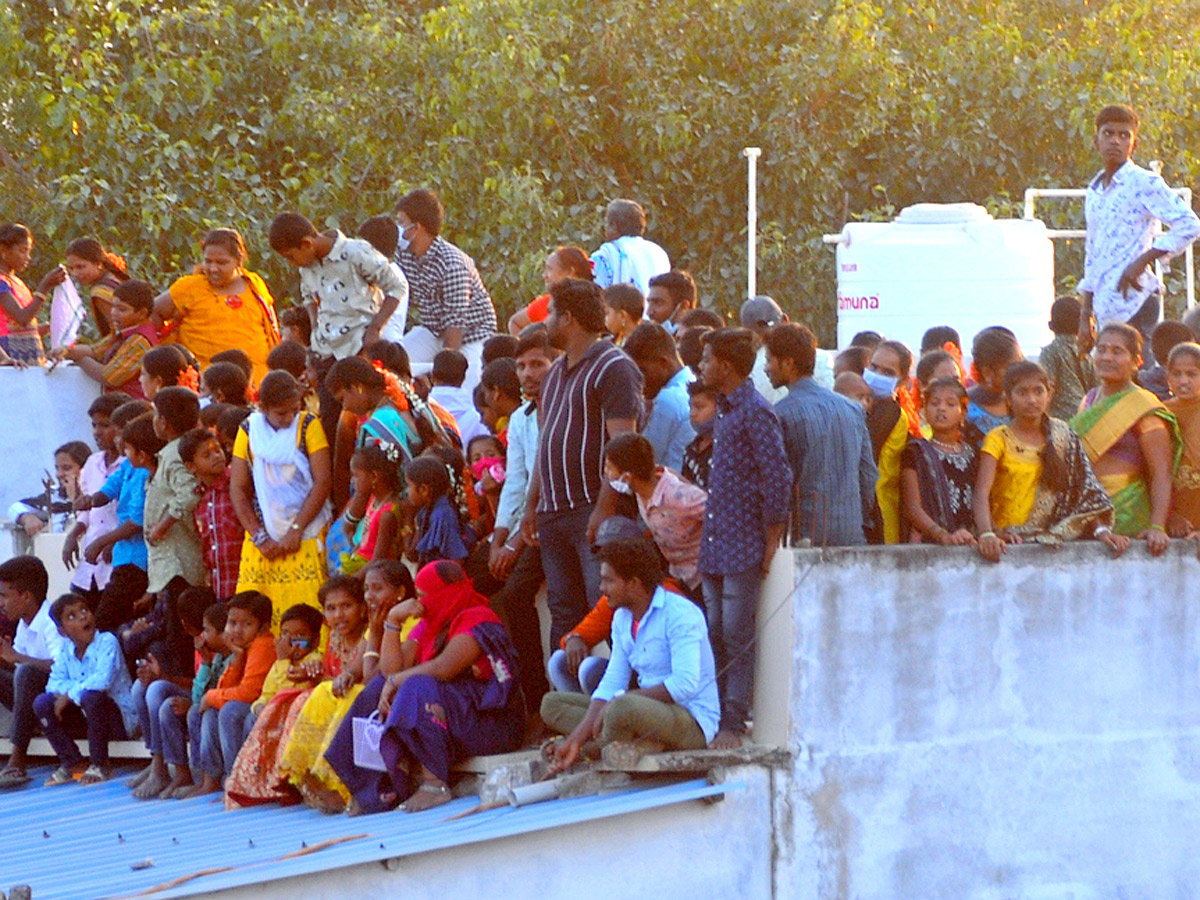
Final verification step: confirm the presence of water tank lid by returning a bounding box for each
[894,203,993,225]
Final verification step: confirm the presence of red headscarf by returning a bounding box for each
[411,560,499,663]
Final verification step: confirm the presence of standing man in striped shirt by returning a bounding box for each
[520,279,644,647]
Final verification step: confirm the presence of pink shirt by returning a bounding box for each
[636,467,707,589]
[72,450,123,591]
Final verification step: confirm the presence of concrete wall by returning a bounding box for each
[780,541,1200,900]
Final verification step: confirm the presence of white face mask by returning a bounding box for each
[609,477,633,495]
[396,223,413,252]
[863,368,898,398]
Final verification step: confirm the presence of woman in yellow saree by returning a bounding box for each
[1071,323,1181,551]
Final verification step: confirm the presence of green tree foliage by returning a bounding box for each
[2,0,1199,341]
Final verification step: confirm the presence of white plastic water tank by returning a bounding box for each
[834,203,1055,361]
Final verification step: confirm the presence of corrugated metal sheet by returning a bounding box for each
[2,765,735,899]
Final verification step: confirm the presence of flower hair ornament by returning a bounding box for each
[176,366,201,393]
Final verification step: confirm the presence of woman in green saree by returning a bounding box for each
[1071,323,1181,552]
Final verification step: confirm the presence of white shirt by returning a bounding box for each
[1080,160,1200,326]
[379,261,411,344]
[14,598,63,661]
[591,235,670,295]
[751,345,786,405]
[72,450,122,591]
[302,232,409,359]
[592,585,720,743]
[428,384,489,448]
[494,399,539,537]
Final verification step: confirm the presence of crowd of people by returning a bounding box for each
[0,103,1198,816]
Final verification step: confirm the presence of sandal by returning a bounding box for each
[0,766,31,790]
[79,765,110,786]
[44,766,78,787]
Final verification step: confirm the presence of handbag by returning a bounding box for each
[352,710,388,772]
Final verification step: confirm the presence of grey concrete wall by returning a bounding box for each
[781,541,1200,900]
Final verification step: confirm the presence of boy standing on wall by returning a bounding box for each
[1077,104,1200,359]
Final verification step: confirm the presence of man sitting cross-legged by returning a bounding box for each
[542,535,719,772]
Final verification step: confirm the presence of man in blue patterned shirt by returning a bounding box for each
[765,323,877,547]
[696,328,791,749]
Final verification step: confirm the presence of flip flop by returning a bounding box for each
[79,765,110,786]
[44,766,77,787]
[0,766,31,789]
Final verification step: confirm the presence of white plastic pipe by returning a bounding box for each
[743,147,762,298]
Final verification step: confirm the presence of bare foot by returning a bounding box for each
[126,764,154,788]
[133,769,171,799]
[177,774,221,799]
[401,781,453,813]
[708,728,744,750]
[300,774,346,814]
[160,771,194,799]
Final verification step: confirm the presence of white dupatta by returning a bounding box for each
[247,411,331,542]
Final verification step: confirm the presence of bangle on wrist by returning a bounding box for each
[344,511,363,526]
[252,528,270,547]
[979,531,997,540]
[1093,525,1112,537]
[363,650,381,659]
[1149,523,1167,534]
[504,542,519,552]
[383,622,403,633]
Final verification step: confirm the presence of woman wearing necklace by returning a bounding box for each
[153,228,280,382]
[1070,323,1180,549]
[901,377,978,544]
[974,361,1121,563]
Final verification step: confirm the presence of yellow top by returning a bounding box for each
[167,271,279,381]
[875,414,909,544]
[981,425,1043,530]
[232,412,329,463]
[253,647,323,713]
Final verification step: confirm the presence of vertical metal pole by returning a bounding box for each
[743,147,761,299]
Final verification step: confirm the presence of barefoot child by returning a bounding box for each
[342,444,404,572]
[181,590,274,797]
[34,593,137,785]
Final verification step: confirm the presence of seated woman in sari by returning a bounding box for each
[1070,324,1181,552]
[900,377,978,545]
[280,560,414,811]
[323,559,524,815]
[975,361,1121,562]
[1164,343,1200,537]
[224,575,367,808]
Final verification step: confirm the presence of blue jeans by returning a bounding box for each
[188,700,252,778]
[33,689,128,769]
[546,649,608,696]
[133,678,187,756]
[702,568,762,734]
[538,505,602,648]
[0,663,50,756]
[161,693,192,767]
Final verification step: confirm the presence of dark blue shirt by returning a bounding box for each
[698,379,791,576]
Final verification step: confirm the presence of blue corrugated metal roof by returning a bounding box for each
[3,764,736,899]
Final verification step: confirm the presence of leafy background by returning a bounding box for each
[3,0,1199,344]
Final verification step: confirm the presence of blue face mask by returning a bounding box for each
[863,368,898,399]
[396,222,413,252]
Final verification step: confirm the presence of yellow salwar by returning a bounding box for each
[234,533,328,631]
[278,680,365,802]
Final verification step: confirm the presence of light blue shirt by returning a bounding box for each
[591,235,670,294]
[642,366,695,473]
[46,630,138,734]
[99,459,149,569]
[593,585,720,743]
[495,399,539,536]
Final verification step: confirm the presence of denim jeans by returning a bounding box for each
[188,700,252,778]
[33,689,129,769]
[133,678,187,756]
[702,568,763,734]
[0,663,50,755]
[546,649,608,696]
[538,505,601,648]
[161,693,192,767]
